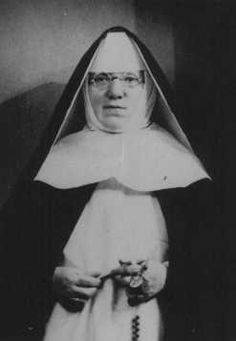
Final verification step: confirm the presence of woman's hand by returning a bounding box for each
[110,260,168,305]
[53,266,102,310]
[110,261,143,286]
[127,260,168,305]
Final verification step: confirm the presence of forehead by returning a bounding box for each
[89,32,144,73]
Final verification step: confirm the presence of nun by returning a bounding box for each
[0,27,223,341]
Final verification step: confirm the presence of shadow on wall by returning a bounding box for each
[0,83,65,207]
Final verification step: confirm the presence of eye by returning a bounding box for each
[123,74,140,86]
[94,73,109,85]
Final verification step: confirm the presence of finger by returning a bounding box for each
[113,276,131,286]
[110,265,140,277]
[70,297,87,305]
[62,297,87,313]
[89,271,102,278]
[71,286,98,299]
[75,275,101,287]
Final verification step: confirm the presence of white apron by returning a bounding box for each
[44,179,168,341]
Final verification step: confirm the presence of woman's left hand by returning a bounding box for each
[110,260,168,305]
[109,261,141,286]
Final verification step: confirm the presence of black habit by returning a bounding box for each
[0,26,224,341]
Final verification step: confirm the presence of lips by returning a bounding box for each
[103,105,126,109]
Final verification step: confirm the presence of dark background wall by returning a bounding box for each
[172,3,236,340]
[0,1,235,339]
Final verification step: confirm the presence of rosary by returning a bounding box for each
[131,314,140,341]
[119,260,149,341]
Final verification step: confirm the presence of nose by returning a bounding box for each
[106,79,125,99]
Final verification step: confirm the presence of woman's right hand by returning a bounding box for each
[53,266,101,310]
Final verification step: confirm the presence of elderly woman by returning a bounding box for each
[0,27,222,341]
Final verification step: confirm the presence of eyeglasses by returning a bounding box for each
[88,71,145,90]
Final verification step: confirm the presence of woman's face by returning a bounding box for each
[88,71,145,132]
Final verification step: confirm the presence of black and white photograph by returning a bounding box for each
[0,1,234,340]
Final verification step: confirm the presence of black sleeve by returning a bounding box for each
[156,179,224,341]
[0,180,95,337]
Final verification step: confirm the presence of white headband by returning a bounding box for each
[90,32,145,72]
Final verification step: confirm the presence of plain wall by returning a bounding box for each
[0,0,174,104]
[0,0,136,104]
[173,4,236,341]
[135,1,174,84]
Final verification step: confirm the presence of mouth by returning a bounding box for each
[103,105,127,117]
[103,105,126,110]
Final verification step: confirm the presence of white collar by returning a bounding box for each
[35,124,209,191]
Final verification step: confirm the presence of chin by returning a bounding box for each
[103,117,127,132]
